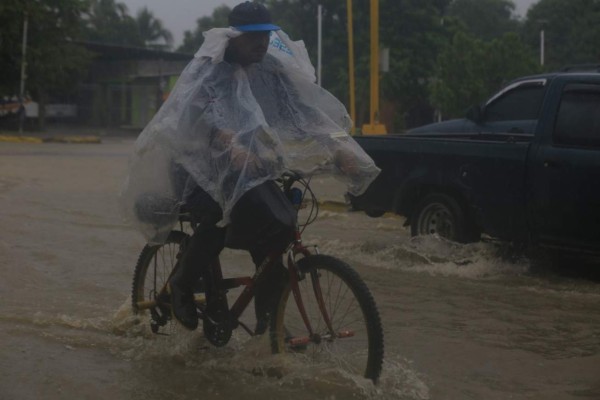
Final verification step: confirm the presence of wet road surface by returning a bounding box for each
[1,139,599,399]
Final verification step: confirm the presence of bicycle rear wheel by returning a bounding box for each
[270,255,384,382]
[131,230,189,334]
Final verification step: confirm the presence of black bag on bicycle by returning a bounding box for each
[226,180,297,252]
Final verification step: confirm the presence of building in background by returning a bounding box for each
[77,41,192,130]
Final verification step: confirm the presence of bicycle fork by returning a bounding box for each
[286,250,354,347]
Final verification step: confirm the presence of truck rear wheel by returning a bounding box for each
[411,193,478,243]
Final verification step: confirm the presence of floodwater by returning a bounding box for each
[1,139,599,400]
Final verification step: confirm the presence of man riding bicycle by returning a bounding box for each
[121,1,380,333]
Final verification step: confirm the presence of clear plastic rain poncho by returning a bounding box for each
[121,28,380,243]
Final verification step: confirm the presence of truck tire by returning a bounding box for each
[410,193,478,243]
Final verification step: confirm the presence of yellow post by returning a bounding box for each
[362,0,387,135]
[346,0,356,135]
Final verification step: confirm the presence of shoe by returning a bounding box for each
[254,314,269,335]
[168,282,199,330]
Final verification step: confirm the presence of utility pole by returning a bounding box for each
[317,5,322,86]
[540,29,545,66]
[346,0,356,134]
[19,12,29,135]
[537,19,548,68]
[362,0,386,135]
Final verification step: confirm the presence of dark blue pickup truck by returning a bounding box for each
[350,71,600,254]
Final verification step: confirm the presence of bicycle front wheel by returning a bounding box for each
[270,255,384,382]
[131,230,189,333]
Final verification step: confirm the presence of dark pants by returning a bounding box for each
[171,181,296,330]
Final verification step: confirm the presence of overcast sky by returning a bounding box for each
[120,0,539,48]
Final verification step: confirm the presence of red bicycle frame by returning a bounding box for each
[211,229,336,339]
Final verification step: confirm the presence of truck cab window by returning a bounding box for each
[484,85,545,122]
[554,84,600,147]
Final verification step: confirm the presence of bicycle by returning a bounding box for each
[131,172,384,382]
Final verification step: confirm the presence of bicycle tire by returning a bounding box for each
[131,230,189,333]
[269,255,384,382]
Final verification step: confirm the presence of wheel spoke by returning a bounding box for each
[270,255,383,382]
[132,231,189,335]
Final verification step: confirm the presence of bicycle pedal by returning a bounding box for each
[150,322,170,336]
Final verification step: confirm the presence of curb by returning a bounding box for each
[318,200,400,218]
[0,135,101,144]
[318,200,351,212]
[43,136,102,144]
[0,135,43,144]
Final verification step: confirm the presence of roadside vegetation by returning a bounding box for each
[1,0,599,130]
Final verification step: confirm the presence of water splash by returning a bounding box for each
[107,299,429,399]
[316,235,530,279]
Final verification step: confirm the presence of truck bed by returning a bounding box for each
[352,133,533,242]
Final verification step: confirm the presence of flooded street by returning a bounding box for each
[1,139,599,399]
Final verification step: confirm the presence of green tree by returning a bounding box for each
[430,30,539,118]
[178,5,230,54]
[265,0,350,98]
[430,32,487,118]
[136,7,173,49]
[377,0,451,130]
[0,1,24,95]
[265,0,451,130]
[0,0,91,129]
[447,0,520,41]
[84,0,143,46]
[523,0,600,71]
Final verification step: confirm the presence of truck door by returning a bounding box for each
[530,82,600,251]
[480,79,547,134]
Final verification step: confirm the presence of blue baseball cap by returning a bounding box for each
[229,1,281,32]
